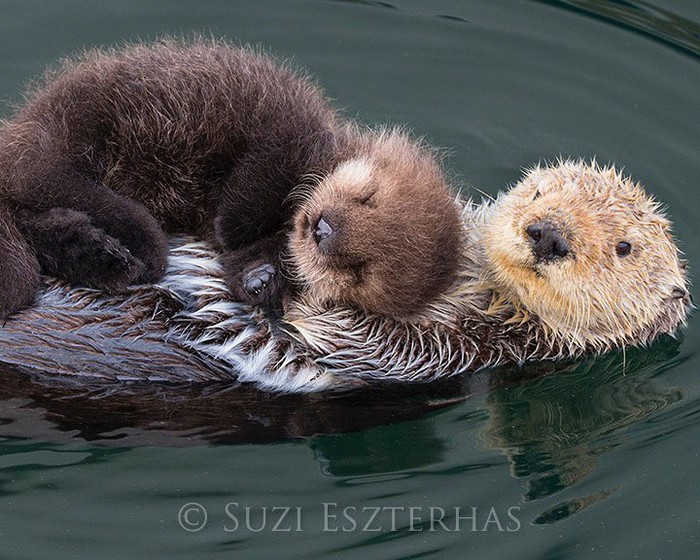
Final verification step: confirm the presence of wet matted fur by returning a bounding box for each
[0,161,691,393]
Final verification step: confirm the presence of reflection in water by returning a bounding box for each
[0,338,683,490]
[309,419,450,477]
[0,367,471,447]
[482,338,683,523]
[533,487,620,525]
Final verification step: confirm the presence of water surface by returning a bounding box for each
[0,1,698,558]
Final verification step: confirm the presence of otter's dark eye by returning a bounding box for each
[533,190,541,200]
[616,241,632,257]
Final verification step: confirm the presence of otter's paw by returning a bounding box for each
[244,264,276,296]
[24,208,146,292]
[72,231,146,292]
[231,263,281,306]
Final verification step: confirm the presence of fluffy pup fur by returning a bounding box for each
[0,39,462,319]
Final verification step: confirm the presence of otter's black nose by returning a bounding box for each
[526,221,570,262]
[313,215,334,245]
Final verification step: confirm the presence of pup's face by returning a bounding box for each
[289,134,462,319]
[484,161,690,347]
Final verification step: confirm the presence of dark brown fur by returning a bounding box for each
[0,39,461,319]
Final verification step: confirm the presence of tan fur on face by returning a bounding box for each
[483,160,690,349]
[289,128,463,319]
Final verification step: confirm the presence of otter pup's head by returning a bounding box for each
[484,160,691,349]
[289,130,463,319]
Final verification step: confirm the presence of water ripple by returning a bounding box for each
[536,0,700,59]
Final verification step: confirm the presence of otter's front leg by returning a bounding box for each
[17,178,168,290]
[0,207,40,319]
[214,167,296,312]
[19,208,147,291]
[219,232,293,313]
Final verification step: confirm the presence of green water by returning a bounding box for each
[0,1,699,558]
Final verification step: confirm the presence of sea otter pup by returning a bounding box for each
[0,161,690,393]
[0,39,462,320]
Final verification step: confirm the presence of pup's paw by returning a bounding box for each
[24,207,145,291]
[243,263,276,297]
[231,262,280,306]
[74,229,146,291]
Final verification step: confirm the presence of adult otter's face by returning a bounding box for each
[484,161,691,348]
[289,132,463,319]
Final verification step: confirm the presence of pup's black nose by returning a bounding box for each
[313,215,334,245]
[526,221,570,262]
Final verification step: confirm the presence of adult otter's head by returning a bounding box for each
[484,160,691,349]
[289,129,463,319]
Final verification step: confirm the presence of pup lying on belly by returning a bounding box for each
[0,39,462,320]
